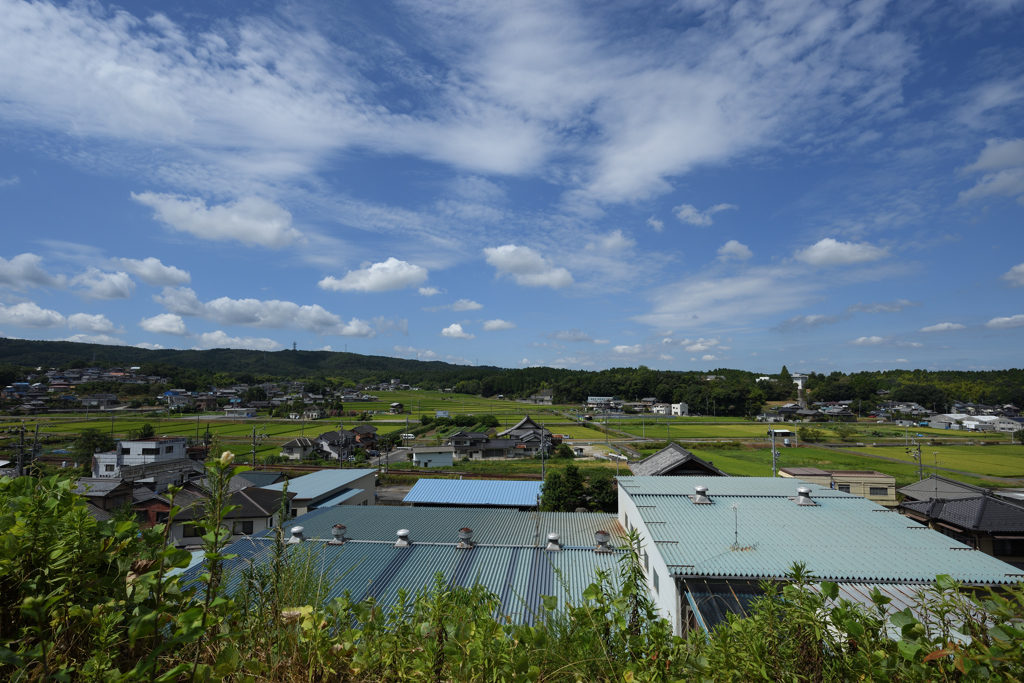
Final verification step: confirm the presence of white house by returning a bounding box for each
[670,402,689,417]
[412,446,455,468]
[93,437,189,478]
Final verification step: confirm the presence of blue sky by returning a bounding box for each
[0,0,1022,374]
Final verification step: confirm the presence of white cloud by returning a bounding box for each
[441,323,474,339]
[0,253,65,289]
[920,322,966,332]
[964,138,1024,173]
[1001,263,1024,287]
[0,302,66,328]
[850,336,885,345]
[133,193,303,249]
[134,342,165,350]
[717,240,752,261]
[483,245,573,289]
[154,286,206,317]
[773,314,839,332]
[685,338,721,352]
[319,258,428,292]
[550,329,593,342]
[64,333,125,345]
[393,345,440,360]
[613,344,642,354]
[140,313,188,336]
[154,286,372,336]
[659,354,673,361]
[647,216,664,232]
[985,314,1024,329]
[70,268,135,299]
[194,330,283,351]
[338,318,375,337]
[846,299,919,313]
[794,238,889,266]
[372,317,409,336]
[701,354,719,361]
[0,176,19,187]
[586,230,635,253]
[452,299,483,311]
[674,203,737,226]
[68,313,118,334]
[593,339,610,345]
[482,319,515,331]
[115,257,190,286]
[418,286,443,296]
[960,139,1024,203]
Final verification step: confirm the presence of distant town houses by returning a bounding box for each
[447,415,560,460]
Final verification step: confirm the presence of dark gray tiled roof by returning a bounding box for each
[174,487,295,521]
[901,496,1024,533]
[898,475,986,502]
[628,443,729,477]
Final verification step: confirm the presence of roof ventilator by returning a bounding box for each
[328,524,347,545]
[395,528,412,547]
[545,532,562,551]
[594,530,612,553]
[287,526,305,544]
[691,485,713,505]
[794,487,817,506]
[458,527,474,549]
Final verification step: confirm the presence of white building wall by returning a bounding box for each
[413,448,455,467]
[671,403,688,417]
[618,484,682,635]
[169,514,277,547]
[92,438,189,479]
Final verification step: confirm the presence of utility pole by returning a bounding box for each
[769,429,778,477]
[250,425,266,468]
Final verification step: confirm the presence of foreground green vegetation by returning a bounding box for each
[3,463,1024,682]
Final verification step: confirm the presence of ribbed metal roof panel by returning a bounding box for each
[272,506,623,548]
[182,538,622,625]
[310,488,363,508]
[403,479,543,507]
[261,469,376,500]
[617,476,848,497]
[629,493,1022,584]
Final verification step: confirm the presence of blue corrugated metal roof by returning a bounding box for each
[404,479,542,507]
[311,488,363,508]
[263,506,624,548]
[623,481,1024,584]
[261,469,375,502]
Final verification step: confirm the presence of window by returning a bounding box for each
[653,570,659,593]
[104,464,115,472]
[837,484,851,493]
[643,550,649,572]
[624,513,629,530]
[165,446,174,453]
[994,539,1024,557]
[141,448,159,455]
[120,448,130,455]
[291,508,299,518]
[869,487,889,497]
[232,521,254,535]
[182,524,199,537]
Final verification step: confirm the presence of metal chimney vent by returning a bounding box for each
[458,527,474,549]
[594,530,612,553]
[692,485,712,505]
[545,532,562,551]
[395,528,412,547]
[329,524,347,544]
[794,487,817,506]
[287,526,305,544]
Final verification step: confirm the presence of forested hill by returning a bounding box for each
[0,338,501,385]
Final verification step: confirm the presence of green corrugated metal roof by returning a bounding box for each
[626,490,1024,584]
[186,537,622,625]
[272,506,624,548]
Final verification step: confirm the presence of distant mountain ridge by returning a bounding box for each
[0,337,500,381]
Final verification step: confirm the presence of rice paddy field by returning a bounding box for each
[681,446,1005,488]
